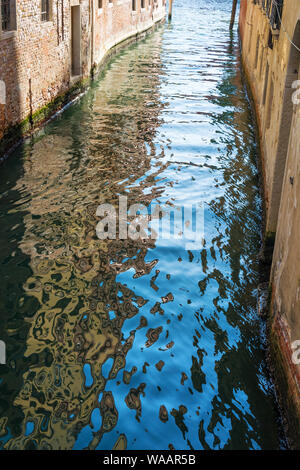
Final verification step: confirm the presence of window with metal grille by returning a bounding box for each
[270,0,283,30]
[1,0,11,31]
[41,0,50,21]
[258,0,284,30]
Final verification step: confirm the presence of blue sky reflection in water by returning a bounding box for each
[0,0,284,450]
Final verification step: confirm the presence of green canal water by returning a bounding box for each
[0,0,285,450]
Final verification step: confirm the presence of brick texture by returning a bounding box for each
[0,0,166,140]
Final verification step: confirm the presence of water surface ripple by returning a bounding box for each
[0,0,283,450]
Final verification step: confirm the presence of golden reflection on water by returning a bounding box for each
[4,33,166,450]
[0,1,284,450]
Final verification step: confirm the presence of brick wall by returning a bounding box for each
[0,0,166,142]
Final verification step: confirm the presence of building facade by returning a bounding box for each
[239,0,300,448]
[0,0,166,149]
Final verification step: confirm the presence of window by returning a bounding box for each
[1,0,10,30]
[259,47,265,79]
[258,0,284,31]
[254,36,260,69]
[266,77,274,129]
[41,0,51,22]
[1,0,16,32]
[141,0,145,8]
[132,0,136,10]
[263,63,269,106]
[268,30,273,50]
[98,0,102,8]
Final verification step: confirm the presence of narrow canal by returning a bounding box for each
[0,0,285,450]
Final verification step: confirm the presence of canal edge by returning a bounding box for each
[237,23,300,451]
[0,16,166,165]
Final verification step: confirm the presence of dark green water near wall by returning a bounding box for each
[0,0,284,450]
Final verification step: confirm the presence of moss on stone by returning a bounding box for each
[0,77,89,159]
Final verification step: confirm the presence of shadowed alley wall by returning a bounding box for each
[239,0,300,449]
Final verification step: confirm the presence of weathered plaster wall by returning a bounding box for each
[270,52,300,448]
[240,0,300,448]
[0,0,166,146]
[239,0,300,233]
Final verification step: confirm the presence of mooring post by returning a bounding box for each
[168,0,173,22]
[229,0,238,30]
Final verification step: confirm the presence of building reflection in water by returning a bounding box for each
[0,1,283,450]
[1,31,166,450]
